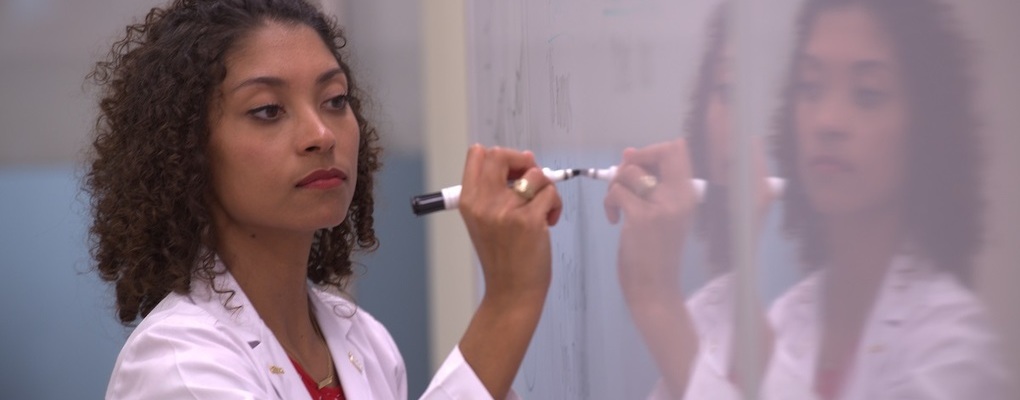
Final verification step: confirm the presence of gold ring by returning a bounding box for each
[511,178,537,200]
[635,175,659,197]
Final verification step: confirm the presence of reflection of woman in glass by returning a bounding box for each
[766,0,1009,398]
[609,0,1012,398]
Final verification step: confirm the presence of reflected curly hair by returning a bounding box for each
[685,3,733,276]
[85,0,382,324]
[773,0,982,282]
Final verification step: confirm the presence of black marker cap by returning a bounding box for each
[410,192,446,216]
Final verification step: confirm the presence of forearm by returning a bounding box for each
[458,291,546,399]
[629,292,698,399]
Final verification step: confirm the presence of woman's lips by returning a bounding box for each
[808,156,855,174]
[297,168,347,189]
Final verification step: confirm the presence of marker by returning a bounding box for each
[581,166,785,200]
[409,166,786,216]
[410,168,582,216]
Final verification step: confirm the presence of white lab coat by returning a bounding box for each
[106,264,518,400]
[650,254,1014,400]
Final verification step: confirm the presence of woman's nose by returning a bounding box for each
[298,110,336,154]
[812,91,852,143]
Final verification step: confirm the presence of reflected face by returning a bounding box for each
[207,21,360,236]
[706,46,734,184]
[794,5,908,218]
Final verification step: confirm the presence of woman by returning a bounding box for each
[86,0,561,398]
[609,0,1011,398]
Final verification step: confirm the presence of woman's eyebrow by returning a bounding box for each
[231,76,286,93]
[316,67,345,86]
[230,68,344,94]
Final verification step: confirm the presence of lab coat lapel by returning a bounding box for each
[311,286,376,399]
[842,255,918,399]
[194,268,311,400]
[257,326,316,400]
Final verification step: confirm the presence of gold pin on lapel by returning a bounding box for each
[270,365,285,375]
[348,351,363,373]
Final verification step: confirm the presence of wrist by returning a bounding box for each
[479,287,547,316]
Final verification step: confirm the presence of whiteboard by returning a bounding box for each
[466,1,723,398]
[464,0,1020,398]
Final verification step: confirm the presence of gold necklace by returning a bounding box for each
[312,319,336,390]
[281,318,336,390]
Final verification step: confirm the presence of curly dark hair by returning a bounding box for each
[685,3,733,275]
[772,0,982,282]
[85,0,382,324]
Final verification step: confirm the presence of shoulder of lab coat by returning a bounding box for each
[105,284,280,399]
[877,259,1016,400]
[764,255,1015,400]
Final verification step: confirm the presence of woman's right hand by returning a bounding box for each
[458,144,563,304]
[456,144,562,399]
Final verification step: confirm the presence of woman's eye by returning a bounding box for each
[326,94,349,111]
[248,104,284,121]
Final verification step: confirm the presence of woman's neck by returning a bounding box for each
[823,210,904,279]
[214,220,318,350]
[813,210,905,394]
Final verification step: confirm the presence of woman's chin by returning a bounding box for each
[805,188,863,217]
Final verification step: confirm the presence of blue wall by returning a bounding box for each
[0,166,123,398]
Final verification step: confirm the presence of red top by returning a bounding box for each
[289,357,346,400]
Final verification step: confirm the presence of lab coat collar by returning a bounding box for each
[872,254,928,326]
[188,262,372,399]
[779,253,930,385]
[310,285,376,399]
[187,265,308,398]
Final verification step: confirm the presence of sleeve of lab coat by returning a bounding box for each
[419,345,521,400]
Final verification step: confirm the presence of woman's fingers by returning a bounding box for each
[622,139,693,184]
[480,146,537,190]
[604,179,648,224]
[529,182,563,226]
[614,163,660,200]
[514,167,562,225]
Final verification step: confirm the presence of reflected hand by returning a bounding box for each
[604,139,699,398]
[604,139,698,305]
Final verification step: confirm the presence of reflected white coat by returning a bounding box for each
[652,255,1013,400]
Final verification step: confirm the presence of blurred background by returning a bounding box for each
[0,0,1016,398]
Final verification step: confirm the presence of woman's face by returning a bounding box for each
[794,4,908,219]
[207,21,360,237]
